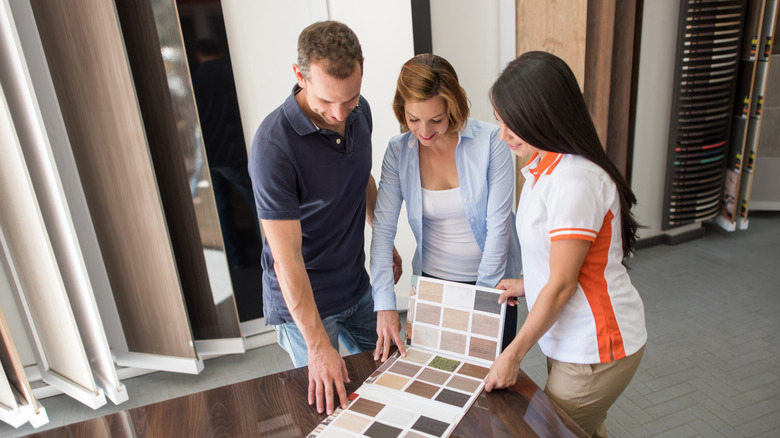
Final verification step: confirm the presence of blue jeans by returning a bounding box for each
[274,287,378,368]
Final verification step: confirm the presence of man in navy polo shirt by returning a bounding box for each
[248,21,404,416]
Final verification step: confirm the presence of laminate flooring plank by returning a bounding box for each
[0,79,97,396]
[113,0,241,341]
[28,0,196,359]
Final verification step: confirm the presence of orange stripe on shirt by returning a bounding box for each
[550,228,597,242]
[577,211,626,363]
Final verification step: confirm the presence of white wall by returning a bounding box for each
[222,0,417,309]
[430,0,503,123]
[632,0,701,239]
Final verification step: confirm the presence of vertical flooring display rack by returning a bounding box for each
[662,0,747,229]
[716,0,778,230]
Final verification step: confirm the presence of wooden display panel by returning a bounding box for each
[2,0,128,404]
[0,78,103,409]
[27,0,199,364]
[112,0,243,351]
[0,304,47,428]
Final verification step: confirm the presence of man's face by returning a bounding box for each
[294,61,362,129]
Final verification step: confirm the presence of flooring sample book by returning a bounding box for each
[308,276,506,438]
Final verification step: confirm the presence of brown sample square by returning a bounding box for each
[446,374,481,393]
[364,421,403,438]
[418,367,449,385]
[468,337,498,361]
[388,361,421,378]
[442,308,469,331]
[440,331,467,355]
[404,380,439,399]
[415,302,442,326]
[471,313,500,338]
[457,362,490,380]
[417,279,444,303]
[376,373,410,390]
[412,416,450,437]
[434,388,471,408]
[349,397,385,417]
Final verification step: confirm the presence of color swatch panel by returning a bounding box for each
[307,347,491,437]
[410,277,506,364]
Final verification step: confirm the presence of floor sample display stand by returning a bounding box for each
[716,0,778,230]
[662,0,746,229]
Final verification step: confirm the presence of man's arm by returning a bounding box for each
[260,218,349,415]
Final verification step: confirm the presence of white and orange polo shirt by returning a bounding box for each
[517,152,647,364]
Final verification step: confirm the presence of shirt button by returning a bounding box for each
[470,218,474,222]
[336,138,342,144]
[463,198,468,202]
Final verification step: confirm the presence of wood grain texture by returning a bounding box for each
[0,82,96,392]
[27,351,587,437]
[28,0,195,358]
[112,0,240,340]
[516,0,587,87]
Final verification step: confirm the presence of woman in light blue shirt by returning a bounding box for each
[371,54,520,360]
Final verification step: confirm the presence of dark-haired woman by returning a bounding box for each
[370,54,521,361]
[484,51,646,438]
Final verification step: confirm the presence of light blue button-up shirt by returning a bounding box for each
[370,118,521,311]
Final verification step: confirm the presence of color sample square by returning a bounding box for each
[412,416,450,437]
[440,331,467,355]
[407,297,416,322]
[411,324,439,349]
[434,388,471,408]
[415,302,442,326]
[404,380,439,399]
[331,411,372,434]
[444,284,474,309]
[403,348,432,365]
[442,308,470,331]
[375,373,410,391]
[429,356,460,372]
[471,313,500,338]
[375,405,417,428]
[388,361,421,378]
[348,397,385,417]
[446,375,481,393]
[417,280,444,303]
[457,363,490,380]
[418,367,449,385]
[404,432,428,438]
[474,289,502,314]
[364,421,403,438]
[376,356,397,373]
[468,337,498,361]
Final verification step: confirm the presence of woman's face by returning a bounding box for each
[494,110,540,157]
[405,97,450,148]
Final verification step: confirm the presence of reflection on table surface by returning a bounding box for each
[27,350,587,437]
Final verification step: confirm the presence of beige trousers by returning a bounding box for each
[544,345,645,438]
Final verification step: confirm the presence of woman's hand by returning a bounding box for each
[496,278,525,306]
[484,347,522,392]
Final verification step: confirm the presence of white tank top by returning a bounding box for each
[421,187,482,282]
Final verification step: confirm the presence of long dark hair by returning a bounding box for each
[490,51,639,258]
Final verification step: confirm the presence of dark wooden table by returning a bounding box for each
[27,351,587,437]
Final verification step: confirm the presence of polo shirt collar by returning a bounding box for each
[525,151,564,183]
[285,84,318,136]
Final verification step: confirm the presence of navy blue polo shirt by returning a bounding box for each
[248,85,372,325]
